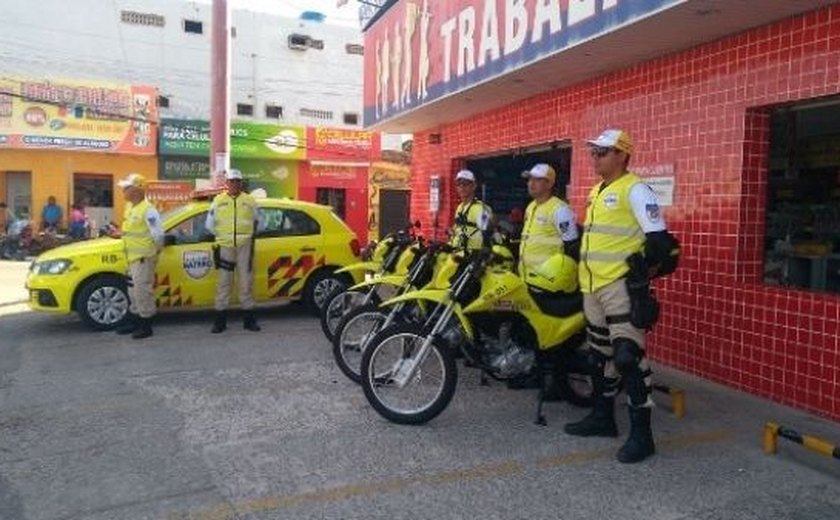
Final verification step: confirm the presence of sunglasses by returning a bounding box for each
[589,146,614,158]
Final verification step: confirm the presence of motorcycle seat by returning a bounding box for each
[527,287,582,318]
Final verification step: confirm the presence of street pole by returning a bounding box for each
[210,0,230,187]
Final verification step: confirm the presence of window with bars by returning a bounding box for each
[300,108,333,120]
[265,104,283,119]
[121,11,165,27]
[237,103,254,116]
[345,44,364,55]
[158,95,170,109]
[184,19,203,34]
[343,113,359,125]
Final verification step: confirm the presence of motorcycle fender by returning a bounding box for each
[336,261,381,275]
[347,274,405,292]
[379,289,474,340]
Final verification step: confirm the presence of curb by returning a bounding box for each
[0,299,27,308]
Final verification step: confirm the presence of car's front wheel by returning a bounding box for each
[76,275,131,331]
[303,269,348,315]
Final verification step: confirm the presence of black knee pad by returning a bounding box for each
[613,337,643,375]
[586,347,608,373]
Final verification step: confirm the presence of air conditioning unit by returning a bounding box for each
[288,34,310,51]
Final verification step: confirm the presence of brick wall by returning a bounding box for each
[409,5,840,421]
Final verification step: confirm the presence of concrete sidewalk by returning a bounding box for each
[0,260,30,307]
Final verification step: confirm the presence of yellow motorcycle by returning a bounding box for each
[359,248,591,425]
[319,228,418,342]
[332,240,458,383]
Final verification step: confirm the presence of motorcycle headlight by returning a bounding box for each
[34,259,73,275]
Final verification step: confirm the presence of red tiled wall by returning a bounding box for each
[409,5,840,421]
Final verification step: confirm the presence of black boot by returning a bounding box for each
[563,395,618,437]
[617,406,655,463]
[243,311,261,332]
[115,313,138,335]
[211,312,227,334]
[131,317,153,340]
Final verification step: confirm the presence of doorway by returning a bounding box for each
[379,189,411,237]
[5,171,32,219]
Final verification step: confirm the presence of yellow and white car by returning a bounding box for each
[26,197,362,330]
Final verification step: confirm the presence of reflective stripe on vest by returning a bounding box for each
[579,173,645,293]
[122,198,156,263]
[450,199,489,251]
[518,196,566,277]
[213,192,257,247]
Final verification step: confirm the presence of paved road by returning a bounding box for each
[0,305,838,520]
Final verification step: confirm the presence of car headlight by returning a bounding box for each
[34,259,73,275]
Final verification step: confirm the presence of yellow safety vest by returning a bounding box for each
[580,173,646,293]
[122,198,157,263]
[212,192,258,247]
[519,196,568,277]
[449,199,491,251]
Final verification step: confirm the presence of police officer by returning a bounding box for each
[518,163,580,277]
[206,169,262,333]
[113,173,163,340]
[564,129,677,464]
[449,169,493,251]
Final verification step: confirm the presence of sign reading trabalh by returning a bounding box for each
[0,76,157,154]
[363,0,682,127]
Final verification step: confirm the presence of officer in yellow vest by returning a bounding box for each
[112,173,163,340]
[206,169,262,333]
[564,129,678,464]
[449,169,493,251]
[519,163,580,277]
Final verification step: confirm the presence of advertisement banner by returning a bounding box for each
[363,0,683,127]
[0,76,157,154]
[306,126,381,161]
[146,181,194,212]
[160,119,306,160]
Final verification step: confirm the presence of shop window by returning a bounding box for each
[345,43,364,55]
[184,19,203,34]
[316,188,346,220]
[167,211,208,244]
[343,112,359,125]
[257,208,320,237]
[265,104,283,119]
[237,103,254,116]
[158,95,170,108]
[764,97,840,294]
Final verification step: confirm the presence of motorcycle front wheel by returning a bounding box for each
[320,288,367,343]
[360,324,458,425]
[332,304,387,384]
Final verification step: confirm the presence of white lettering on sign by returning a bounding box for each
[457,7,477,77]
[440,17,457,83]
[532,0,562,44]
[568,0,596,27]
[505,0,528,56]
[477,0,501,67]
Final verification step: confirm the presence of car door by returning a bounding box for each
[253,206,325,302]
[156,210,217,309]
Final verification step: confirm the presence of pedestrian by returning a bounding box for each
[518,163,580,278]
[41,196,63,232]
[0,202,14,234]
[449,169,493,251]
[206,169,262,333]
[69,203,87,239]
[563,129,679,463]
[110,173,163,340]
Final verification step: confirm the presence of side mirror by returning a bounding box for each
[163,234,177,247]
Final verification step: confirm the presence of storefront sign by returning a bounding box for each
[429,175,441,213]
[0,77,157,154]
[146,181,194,211]
[635,164,675,206]
[159,119,307,160]
[307,127,381,161]
[363,0,682,126]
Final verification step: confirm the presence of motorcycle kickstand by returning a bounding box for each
[479,371,489,386]
[535,368,547,426]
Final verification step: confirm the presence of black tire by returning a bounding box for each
[360,323,458,425]
[332,303,387,383]
[75,275,131,331]
[319,288,367,342]
[303,269,348,315]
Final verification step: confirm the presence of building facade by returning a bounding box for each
[364,1,840,421]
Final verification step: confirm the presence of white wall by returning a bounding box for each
[1,0,365,127]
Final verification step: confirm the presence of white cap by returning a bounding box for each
[521,163,556,182]
[117,173,147,189]
[455,169,476,182]
[225,169,243,180]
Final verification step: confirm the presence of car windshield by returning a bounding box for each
[160,204,197,228]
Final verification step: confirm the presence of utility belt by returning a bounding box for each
[624,252,659,330]
[212,240,255,272]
